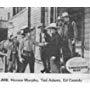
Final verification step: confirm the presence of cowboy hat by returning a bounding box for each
[62,12,69,17]
[20,26,35,35]
[45,23,57,30]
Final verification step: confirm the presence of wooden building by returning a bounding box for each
[7,7,90,58]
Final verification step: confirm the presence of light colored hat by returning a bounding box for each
[45,23,57,30]
[62,12,69,17]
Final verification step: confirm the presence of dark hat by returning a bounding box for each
[23,27,30,33]
[20,26,35,35]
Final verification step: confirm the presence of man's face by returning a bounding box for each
[51,28,56,34]
[57,20,63,26]
[64,16,69,22]
[47,29,51,35]
[26,32,31,39]
[47,28,56,35]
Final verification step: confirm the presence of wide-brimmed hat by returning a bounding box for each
[12,33,18,39]
[62,12,69,18]
[20,26,35,35]
[45,23,57,30]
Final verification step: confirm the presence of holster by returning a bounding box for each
[21,50,33,57]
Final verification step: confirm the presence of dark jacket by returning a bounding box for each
[44,32,62,57]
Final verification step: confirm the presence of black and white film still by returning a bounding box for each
[0,7,89,74]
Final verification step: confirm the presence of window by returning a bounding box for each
[41,7,45,27]
[13,7,16,16]
[13,7,25,16]
[50,7,54,23]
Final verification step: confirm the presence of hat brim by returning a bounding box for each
[45,26,57,30]
[22,27,34,33]
[20,33,25,36]
[62,15,70,18]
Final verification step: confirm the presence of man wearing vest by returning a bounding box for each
[18,27,35,73]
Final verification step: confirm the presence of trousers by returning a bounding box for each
[20,51,35,73]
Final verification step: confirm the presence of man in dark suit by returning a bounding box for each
[40,23,62,73]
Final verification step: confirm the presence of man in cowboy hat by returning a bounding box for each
[56,16,65,65]
[61,12,77,68]
[40,23,62,73]
[18,27,35,73]
[56,16,63,26]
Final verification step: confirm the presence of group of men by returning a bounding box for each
[40,12,78,73]
[0,12,78,73]
[0,34,19,72]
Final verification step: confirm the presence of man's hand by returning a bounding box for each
[72,40,75,45]
[4,53,7,56]
[19,58,24,63]
[34,42,48,47]
[0,52,7,56]
[44,42,48,45]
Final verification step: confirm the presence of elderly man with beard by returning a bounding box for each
[40,23,62,73]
